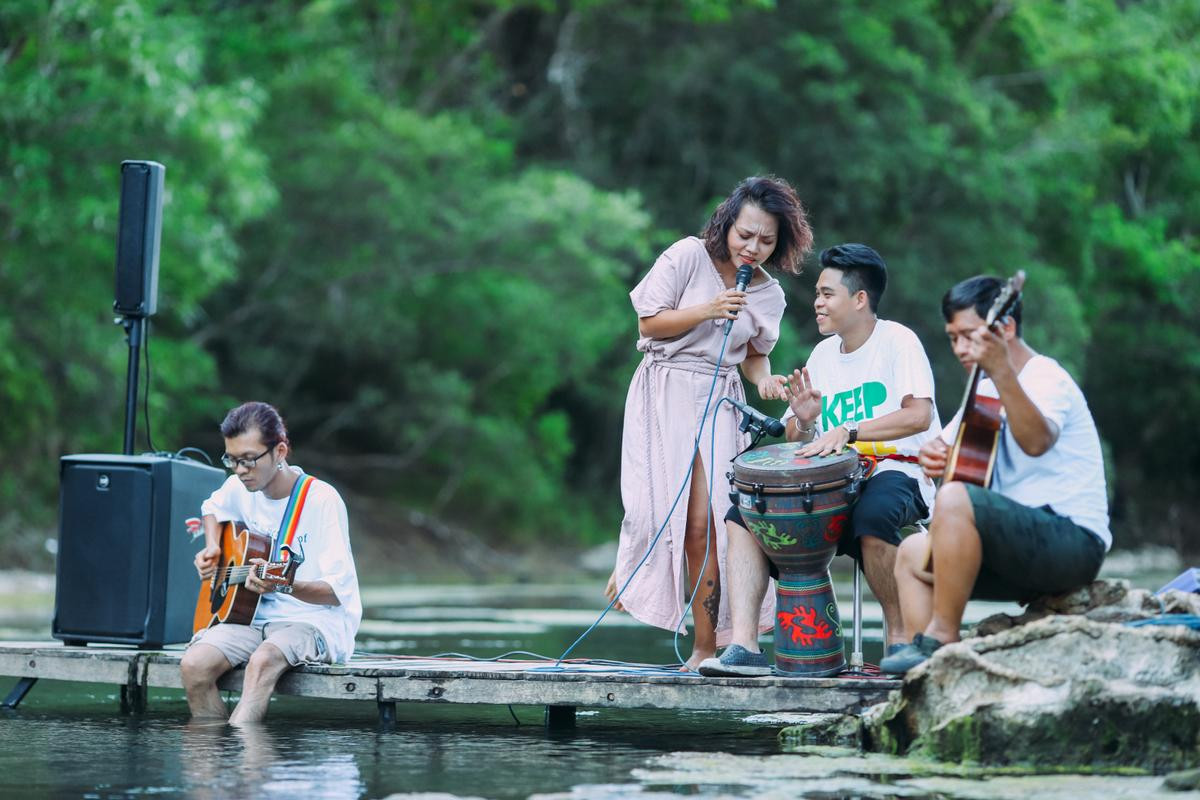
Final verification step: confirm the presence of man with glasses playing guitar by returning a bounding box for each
[180,402,361,722]
[881,275,1110,674]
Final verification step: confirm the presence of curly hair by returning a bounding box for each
[701,176,813,275]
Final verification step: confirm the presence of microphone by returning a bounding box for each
[727,398,785,438]
[723,262,755,333]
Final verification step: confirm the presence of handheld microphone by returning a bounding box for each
[723,262,755,333]
[727,397,785,438]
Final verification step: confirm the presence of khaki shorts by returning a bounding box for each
[189,621,330,668]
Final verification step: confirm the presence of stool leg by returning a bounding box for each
[849,561,864,671]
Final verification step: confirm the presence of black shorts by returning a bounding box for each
[965,483,1106,601]
[725,469,929,578]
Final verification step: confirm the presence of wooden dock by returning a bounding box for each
[0,641,900,727]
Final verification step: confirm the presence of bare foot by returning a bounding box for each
[683,649,715,672]
[603,571,626,612]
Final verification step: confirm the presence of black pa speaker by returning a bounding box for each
[113,160,165,318]
[52,454,224,647]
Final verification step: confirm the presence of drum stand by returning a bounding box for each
[840,561,868,671]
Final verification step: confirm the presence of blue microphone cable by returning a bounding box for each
[554,303,748,668]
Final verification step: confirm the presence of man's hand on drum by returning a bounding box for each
[194,545,220,580]
[798,425,851,457]
[918,437,949,480]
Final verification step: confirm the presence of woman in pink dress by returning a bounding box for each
[608,176,813,669]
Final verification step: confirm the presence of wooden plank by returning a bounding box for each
[0,642,899,714]
[0,644,137,686]
[374,672,890,712]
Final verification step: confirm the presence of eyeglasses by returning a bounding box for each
[221,447,273,471]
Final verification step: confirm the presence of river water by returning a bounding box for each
[0,569,1191,799]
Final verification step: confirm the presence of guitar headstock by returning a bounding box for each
[985,270,1026,329]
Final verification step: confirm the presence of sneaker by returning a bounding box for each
[885,642,906,657]
[697,644,771,677]
[879,633,944,675]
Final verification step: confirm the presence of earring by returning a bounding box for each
[277,462,284,471]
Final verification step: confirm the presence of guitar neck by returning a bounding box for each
[956,362,983,421]
[217,562,283,583]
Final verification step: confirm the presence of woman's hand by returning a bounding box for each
[705,289,748,321]
[604,570,626,612]
[756,374,788,401]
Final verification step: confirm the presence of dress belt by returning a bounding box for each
[645,353,736,377]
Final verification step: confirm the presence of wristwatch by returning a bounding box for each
[276,584,294,595]
[842,418,859,444]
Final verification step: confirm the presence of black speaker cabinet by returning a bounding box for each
[113,160,165,318]
[53,454,224,647]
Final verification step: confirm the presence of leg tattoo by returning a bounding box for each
[702,579,720,628]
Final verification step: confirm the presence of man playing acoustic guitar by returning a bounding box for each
[882,275,1109,674]
[180,402,361,722]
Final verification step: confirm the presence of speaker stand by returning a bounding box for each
[2,677,37,709]
[120,316,145,456]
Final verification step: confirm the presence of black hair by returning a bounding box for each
[818,243,887,312]
[220,401,290,452]
[702,176,813,275]
[941,275,1023,335]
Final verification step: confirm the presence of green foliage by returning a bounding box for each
[0,0,272,554]
[190,27,654,537]
[2,0,1198,560]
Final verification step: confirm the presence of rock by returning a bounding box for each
[970,579,1200,637]
[863,615,1200,770]
[578,541,617,574]
[776,712,862,748]
[1164,767,1200,791]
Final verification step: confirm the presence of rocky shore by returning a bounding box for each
[781,579,1200,775]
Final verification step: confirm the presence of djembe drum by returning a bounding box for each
[729,444,865,677]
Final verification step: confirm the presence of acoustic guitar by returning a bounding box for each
[192,520,304,633]
[943,270,1026,487]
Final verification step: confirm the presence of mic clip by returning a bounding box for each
[736,413,772,437]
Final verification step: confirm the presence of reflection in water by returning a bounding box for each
[0,699,780,799]
[176,718,365,800]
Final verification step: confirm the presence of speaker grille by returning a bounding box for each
[113,160,164,317]
[56,464,153,638]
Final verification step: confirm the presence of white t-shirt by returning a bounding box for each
[200,466,362,662]
[940,355,1111,550]
[783,319,941,508]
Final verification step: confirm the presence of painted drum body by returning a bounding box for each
[730,444,863,677]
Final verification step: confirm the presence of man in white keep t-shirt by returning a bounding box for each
[180,402,361,723]
[701,244,941,676]
[881,275,1109,674]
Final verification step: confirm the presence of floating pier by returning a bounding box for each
[0,641,899,727]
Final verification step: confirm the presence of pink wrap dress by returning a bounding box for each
[615,236,784,643]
